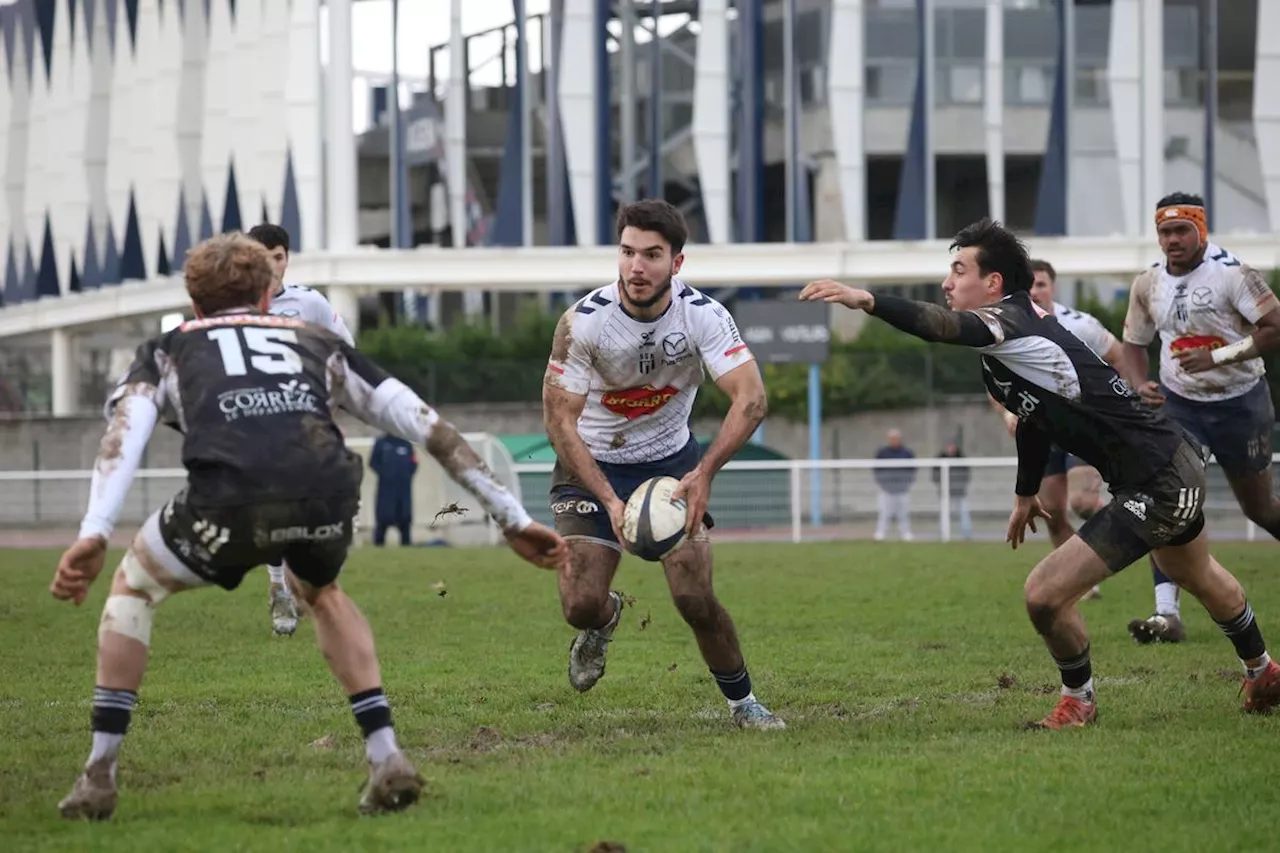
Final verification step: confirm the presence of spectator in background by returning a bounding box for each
[874,428,916,541]
[932,439,973,540]
[370,433,418,546]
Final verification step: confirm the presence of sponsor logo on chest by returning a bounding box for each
[600,384,680,420]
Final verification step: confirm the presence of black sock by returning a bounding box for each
[711,667,753,702]
[349,687,393,737]
[1052,645,1093,694]
[91,686,137,735]
[1216,603,1267,661]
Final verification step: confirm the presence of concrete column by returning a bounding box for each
[325,0,358,250]
[51,328,77,416]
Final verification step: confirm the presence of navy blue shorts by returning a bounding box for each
[1159,380,1274,478]
[1043,444,1086,478]
[549,436,713,549]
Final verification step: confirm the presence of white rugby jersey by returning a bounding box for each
[1051,302,1117,360]
[270,285,354,345]
[546,279,755,464]
[1123,243,1279,402]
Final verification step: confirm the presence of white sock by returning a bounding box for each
[1245,652,1272,681]
[727,691,757,710]
[1061,677,1095,704]
[267,563,288,587]
[1154,582,1180,617]
[88,732,124,779]
[365,726,399,764]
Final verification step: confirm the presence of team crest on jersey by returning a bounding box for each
[600,384,680,420]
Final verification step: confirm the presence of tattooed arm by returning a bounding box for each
[799,281,996,347]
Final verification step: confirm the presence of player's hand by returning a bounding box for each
[799,280,873,311]
[50,536,109,605]
[1172,347,1216,374]
[504,521,571,572]
[1005,495,1051,550]
[604,497,629,551]
[671,467,711,537]
[1137,380,1166,407]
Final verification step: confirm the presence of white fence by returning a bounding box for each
[1,454,1273,545]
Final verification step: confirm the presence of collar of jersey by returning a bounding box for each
[615,281,676,324]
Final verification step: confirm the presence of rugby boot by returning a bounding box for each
[358,751,425,815]
[1127,613,1186,644]
[731,700,787,730]
[270,582,300,636]
[58,759,117,821]
[568,590,624,692]
[1242,660,1280,714]
[1026,695,1097,730]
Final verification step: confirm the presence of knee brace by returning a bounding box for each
[98,549,170,647]
[99,595,155,647]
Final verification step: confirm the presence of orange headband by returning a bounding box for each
[1155,204,1208,246]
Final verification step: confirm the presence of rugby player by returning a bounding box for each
[801,218,1280,729]
[542,199,784,729]
[247,223,355,637]
[51,233,569,819]
[1121,193,1280,643]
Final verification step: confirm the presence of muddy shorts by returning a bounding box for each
[1159,380,1274,478]
[158,487,360,590]
[1077,440,1209,572]
[548,435,713,551]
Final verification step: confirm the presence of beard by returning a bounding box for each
[621,273,673,309]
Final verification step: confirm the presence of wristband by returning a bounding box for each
[1210,335,1258,366]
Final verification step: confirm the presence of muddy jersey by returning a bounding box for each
[270,284,354,345]
[546,280,754,464]
[1051,302,1117,359]
[106,310,394,507]
[971,291,1189,493]
[1123,244,1279,402]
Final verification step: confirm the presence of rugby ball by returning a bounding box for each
[622,476,689,561]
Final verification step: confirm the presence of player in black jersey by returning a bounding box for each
[49,233,569,820]
[800,218,1280,729]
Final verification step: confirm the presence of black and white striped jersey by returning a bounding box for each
[968,291,1190,495]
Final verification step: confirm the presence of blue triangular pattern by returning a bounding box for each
[202,0,210,26]
[280,150,302,252]
[21,0,38,85]
[227,0,235,23]
[198,189,214,240]
[35,0,55,82]
[260,198,269,225]
[37,212,60,298]
[222,160,242,233]
[81,215,101,290]
[21,240,37,302]
[101,218,121,285]
[66,0,76,51]
[171,186,191,270]
[81,0,94,51]
[1,9,15,81]
[69,255,81,293]
[175,0,183,24]
[123,0,137,53]
[156,228,170,276]
[104,0,118,59]
[120,190,146,281]
[3,238,17,303]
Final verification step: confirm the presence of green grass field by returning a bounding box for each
[2,540,1278,852]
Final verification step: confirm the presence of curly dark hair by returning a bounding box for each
[949,218,1034,294]
[615,199,688,254]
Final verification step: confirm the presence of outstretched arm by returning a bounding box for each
[799,281,996,347]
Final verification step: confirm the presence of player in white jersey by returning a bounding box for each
[542,200,784,730]
[248,224,354,636]
[1121,192,1280,644]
